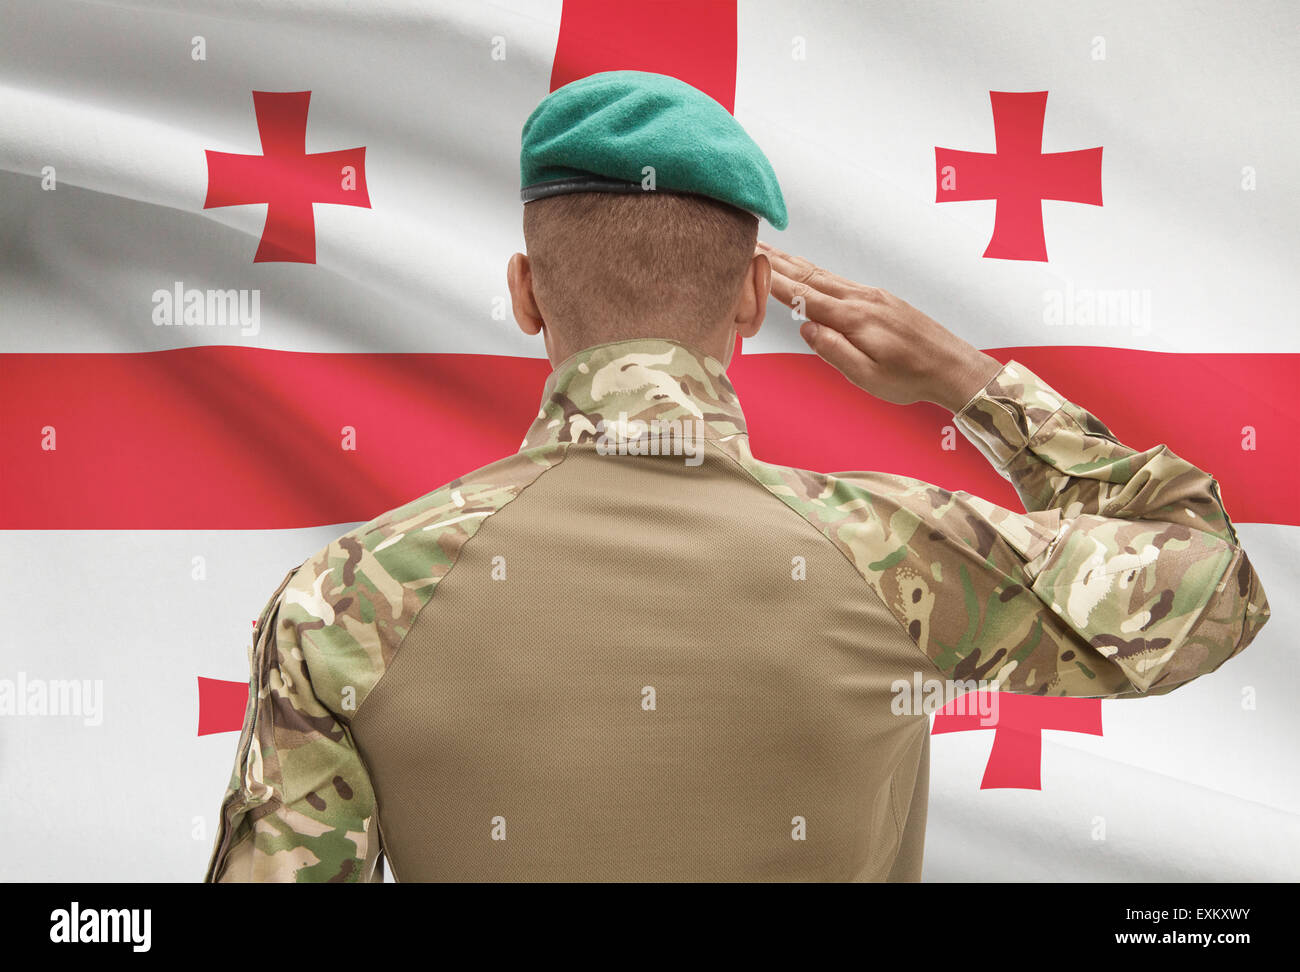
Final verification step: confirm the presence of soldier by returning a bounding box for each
[204,71,1270,882]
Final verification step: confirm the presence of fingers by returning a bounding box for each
[758,241,869,333]
[768,268,864,333]
[757,241,860,299]
[800,321,875,384]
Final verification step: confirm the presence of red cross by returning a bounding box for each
[204,91,370,263]
[935,91,1102,261]
[932,692,1103,789]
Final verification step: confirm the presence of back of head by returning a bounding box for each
[522,191,759,352]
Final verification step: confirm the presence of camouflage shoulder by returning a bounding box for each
[739,452,1060,587]
[274,441,569,718]
[734,451,1086,684]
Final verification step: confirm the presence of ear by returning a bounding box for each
[734,250,770,339]
[506,252,545,337]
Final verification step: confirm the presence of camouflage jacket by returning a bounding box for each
[203,338,1269,882]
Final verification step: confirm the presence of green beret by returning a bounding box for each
[520,70,788,230]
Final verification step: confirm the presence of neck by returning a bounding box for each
[544,324,737,370]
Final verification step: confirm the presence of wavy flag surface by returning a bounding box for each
[1,0,1296,880]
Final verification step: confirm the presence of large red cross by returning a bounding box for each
[198,2,1106,792]
[204,90,370,263]
[935,90,1102,261]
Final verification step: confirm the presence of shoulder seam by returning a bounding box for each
[348,445,571,729]
[712,446,949,680]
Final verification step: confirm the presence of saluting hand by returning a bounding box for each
[757,241,1003,413]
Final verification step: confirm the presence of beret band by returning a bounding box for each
[520,175,648,203]
[520,176,739,215]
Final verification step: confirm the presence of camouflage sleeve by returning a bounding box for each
[954,360,1242,544]
[752,359,1270,699]
[938,358,1270,697]
[200,448,563,883]
[203,564,382,883]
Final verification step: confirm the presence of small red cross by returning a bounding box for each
[204,91,370,263]
[932,692,1104,789]
[935,91,1102,261]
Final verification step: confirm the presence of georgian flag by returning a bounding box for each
[1,0,1295,881]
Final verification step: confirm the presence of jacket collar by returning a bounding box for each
[520,338,749,459]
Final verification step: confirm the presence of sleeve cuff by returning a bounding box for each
[953,359,1070,471]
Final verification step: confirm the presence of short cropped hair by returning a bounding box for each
[522,191,759,347]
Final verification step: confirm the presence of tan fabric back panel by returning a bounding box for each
[351,445,931,881]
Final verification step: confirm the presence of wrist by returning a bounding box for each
[930,351,1002,413]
